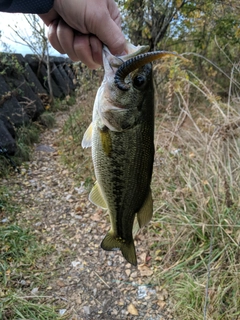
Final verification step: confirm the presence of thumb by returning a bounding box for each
[93,13,126,55]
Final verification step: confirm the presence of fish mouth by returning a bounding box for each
[102,44,150,81]
[114,51,181,91]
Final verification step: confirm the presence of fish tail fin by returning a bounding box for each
[121,241,137,266]
[101,233,137,266]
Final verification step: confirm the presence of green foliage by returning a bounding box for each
[120,0,240,92]
[0,185,60,320]
[0,53,24,76]
[16,123,40,146]
[0,225,34,262]
[120,0,186,49]
[0,295,61,320]
[12,123,40,164]
[39,112,56,128]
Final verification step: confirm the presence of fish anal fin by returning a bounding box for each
[132,216,140,237]
[81,123,93,148]
[89,181,107,209]
[137,189,153,228]
[101,233,137,266]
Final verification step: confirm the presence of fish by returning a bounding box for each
[82,42,178,266]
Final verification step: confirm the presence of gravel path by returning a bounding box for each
[5,110,175,320]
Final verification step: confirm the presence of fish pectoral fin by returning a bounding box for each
[81,122,93,148]
[101,233,137,266]
[137,189,153,228]
[89,181,107,209]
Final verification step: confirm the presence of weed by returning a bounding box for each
[16,123,40,146]
[39,111,56,128]
[59,75,97,184]
[151,57,240,319]
[0,186,60,319]
[0,294,62,320]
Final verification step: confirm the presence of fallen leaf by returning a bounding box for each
[127,303,139,316]
[139,252,147,263]
[91,212,102,221]
[157,300,166,309]
[56,280,66,287]
[125,269,131,277]
[138,264,153,277]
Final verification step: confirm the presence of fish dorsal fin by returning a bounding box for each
[81,123,93,148]
[89,181,107,209]
[137,189,153,228]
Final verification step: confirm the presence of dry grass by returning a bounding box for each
[151,59,240,319]
[59,67,103,187]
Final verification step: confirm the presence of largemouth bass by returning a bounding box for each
[82,43,177,266]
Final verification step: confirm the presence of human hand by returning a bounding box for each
[39,0,126,69]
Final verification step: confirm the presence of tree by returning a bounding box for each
[8,15,54,102]
[119,0,187,50]
[119,0,240,92]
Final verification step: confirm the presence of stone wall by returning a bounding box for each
[0,53,76,156]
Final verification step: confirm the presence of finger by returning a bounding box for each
[89,10,125,56]
[56,19,79,61]
[48,20,66,54]
[107,0,122,27]
[89,35,103,66]
[73,34,100,69]
[38,8,59,26]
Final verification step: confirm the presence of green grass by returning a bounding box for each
[0,186,62,320]
[0,295,63,320]
[39,111,56,128]
[0,121,40,176]
[0,122,41,170]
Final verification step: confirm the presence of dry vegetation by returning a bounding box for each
[150,56,240,319]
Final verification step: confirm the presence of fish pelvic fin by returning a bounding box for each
[137,189,153,228]
[89,181,107,209]
[81,122,93,148]
[101,233,137,266]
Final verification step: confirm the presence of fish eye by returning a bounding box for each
[133,75,146,89]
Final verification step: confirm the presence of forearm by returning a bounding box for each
[0,0,54,14]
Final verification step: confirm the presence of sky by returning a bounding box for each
[0,12,63,56]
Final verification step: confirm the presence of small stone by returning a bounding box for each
[31,287,39,295]
[83,306,90,315]
[131,271,138,278]
[59,309,67,316]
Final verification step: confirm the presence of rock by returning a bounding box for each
[57,63,75,91]
[0,120,17,155]
[0,75,29,126]
[50,62,70,96]
[35,144,55,153]
[25,54,63,98]
[0,114,16,138]
[83,306,90,315]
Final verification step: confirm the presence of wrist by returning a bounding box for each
[1,0,55,13]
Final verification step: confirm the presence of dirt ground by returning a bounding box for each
[4,110,175,320]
